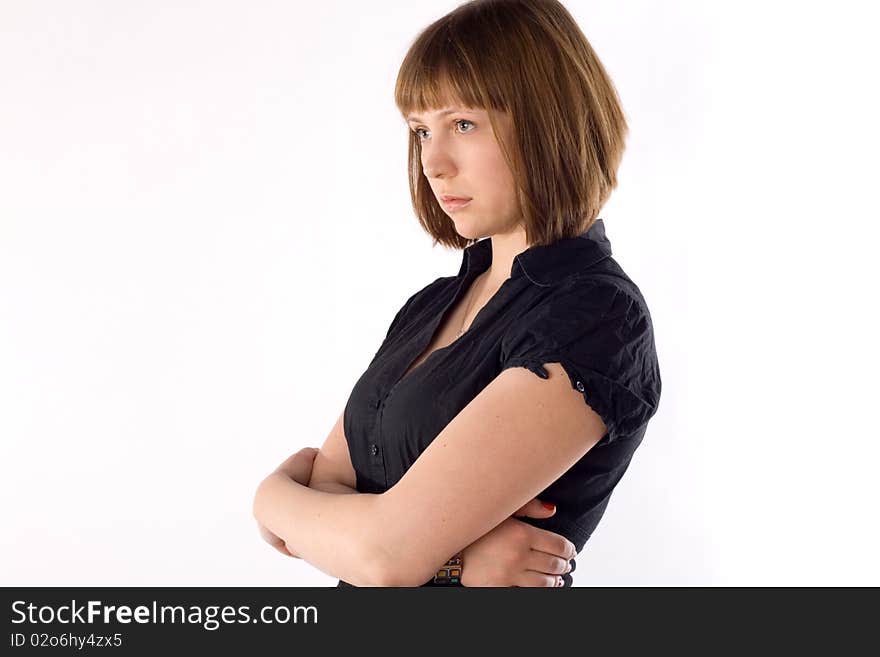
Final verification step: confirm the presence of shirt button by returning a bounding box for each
[370,444,379,456]
[575,380,585,393]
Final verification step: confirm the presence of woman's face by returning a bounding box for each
[406,104,521,240]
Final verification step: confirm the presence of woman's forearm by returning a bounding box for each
[309,481,358,495]
[253,472,384,586]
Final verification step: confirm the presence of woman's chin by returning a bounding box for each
[450,217,482,240]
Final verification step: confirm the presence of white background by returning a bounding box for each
[2,0,878,586]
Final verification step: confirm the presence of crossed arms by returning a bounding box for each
[252,362,606,586]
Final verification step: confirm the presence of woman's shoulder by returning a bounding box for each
[412,274,456,301]
[399,274,457,315]
[380,275,456,343]
[502,257,661,441]
[552,256,653,320]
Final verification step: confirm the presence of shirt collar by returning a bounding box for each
[458,218,613,287]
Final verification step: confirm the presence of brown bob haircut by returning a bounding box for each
[395,0,628,250]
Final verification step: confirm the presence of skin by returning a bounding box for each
[405,103,530,289]
[257,448,574,586]
[405,104,574,585]
[252,98,595,586]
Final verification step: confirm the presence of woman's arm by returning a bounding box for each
[254,411,384,582]
[310,481,358,494]
[253,473,386,586]
[358,362,605,586]
[257,446,576,586]
[256,480,357,560]
[254,370,598,588]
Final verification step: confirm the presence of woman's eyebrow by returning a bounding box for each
[406,108,474,123]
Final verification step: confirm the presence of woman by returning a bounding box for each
[253,0,661,587]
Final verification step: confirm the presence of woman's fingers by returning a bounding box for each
[515,570,565,587]
[512,497,557,518]
[270,542,293,556]
[274,447,320,484]
[528,526,577,562]
[258,523,301,558]
[510,502,576,565]
[258,522,283,546]
[526,549,572,577]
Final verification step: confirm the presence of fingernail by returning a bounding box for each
[541,502,556,511]
[565,563,572,573]
[556,576,563,586]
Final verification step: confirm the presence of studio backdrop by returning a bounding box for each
[1,0,878,587]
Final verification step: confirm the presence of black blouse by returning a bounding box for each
[336,219,661,587]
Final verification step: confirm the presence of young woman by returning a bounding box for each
[253,0,661,587]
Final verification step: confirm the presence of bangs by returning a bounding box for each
[394,22,503,117]
[393,0,628,250]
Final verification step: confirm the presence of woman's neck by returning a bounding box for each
[484,224,530,285]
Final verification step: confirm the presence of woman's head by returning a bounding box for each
[395,0,628,249]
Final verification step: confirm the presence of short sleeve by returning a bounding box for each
[499,280,661,443]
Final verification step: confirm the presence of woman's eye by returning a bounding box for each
[413,119,475,141]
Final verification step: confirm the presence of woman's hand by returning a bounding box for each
[460,498,576,587]
[257,520,301,558]
[272,446,319,485]
[255,447,320,558]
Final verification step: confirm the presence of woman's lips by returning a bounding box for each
[441,197,472,212]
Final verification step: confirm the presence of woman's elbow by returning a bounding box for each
[360,495,435,586]
[365,549,434,587]
[341,548,408,587]
[369,568,424,588]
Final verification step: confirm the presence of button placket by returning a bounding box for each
[373,388,391,487]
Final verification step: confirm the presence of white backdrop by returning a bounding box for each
[2,0,877,586]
